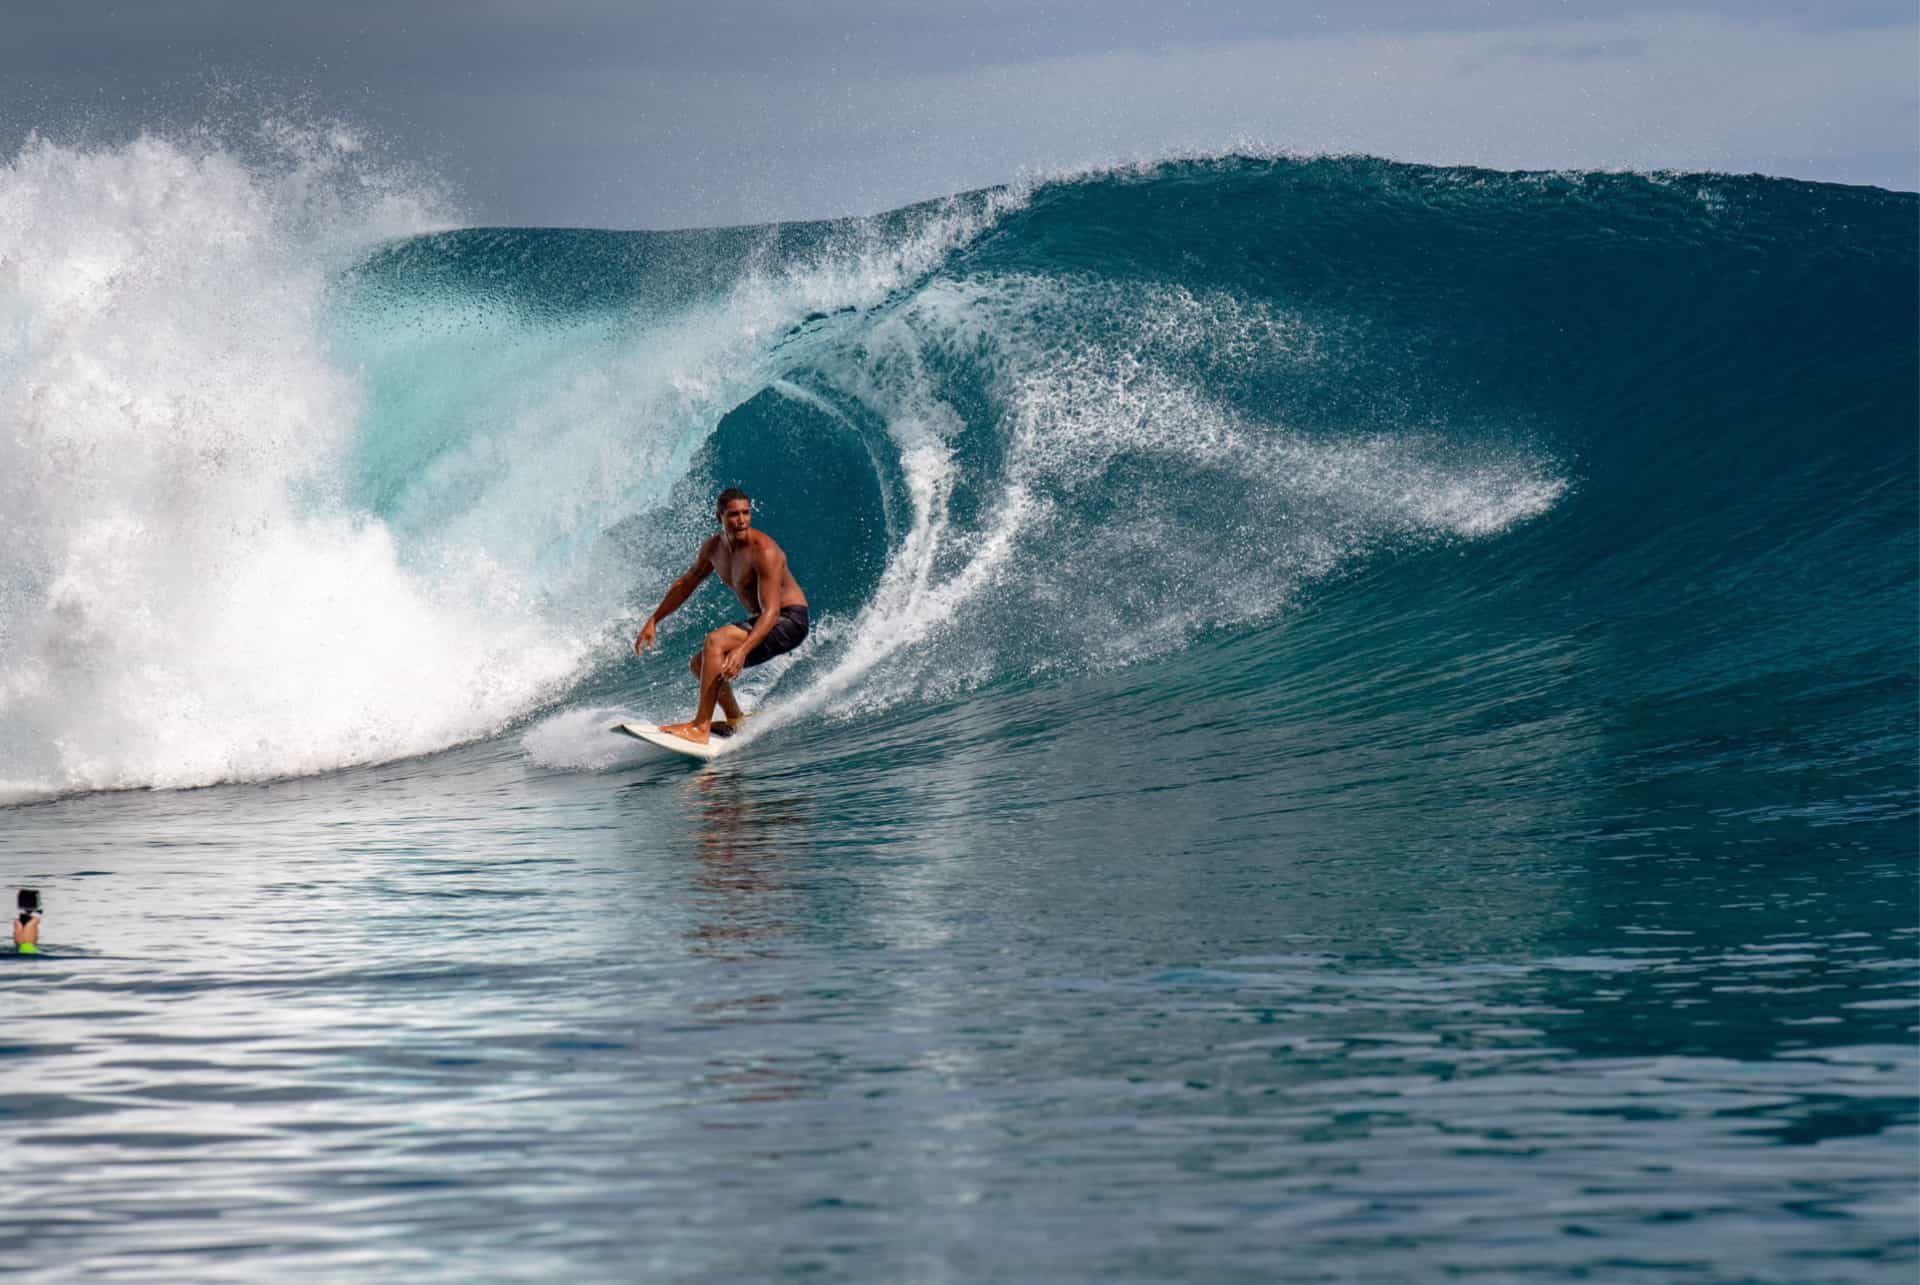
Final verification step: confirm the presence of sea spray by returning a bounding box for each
[0,127,583,800]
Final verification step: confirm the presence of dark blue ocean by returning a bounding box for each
[3,137,1915,1280]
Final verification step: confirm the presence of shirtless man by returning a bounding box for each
[635,488,809,745]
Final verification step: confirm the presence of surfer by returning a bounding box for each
[635,488,809,745]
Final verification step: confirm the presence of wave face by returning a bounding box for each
[2,141,1914,803]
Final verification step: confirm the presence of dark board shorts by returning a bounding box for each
[728,605,810,667]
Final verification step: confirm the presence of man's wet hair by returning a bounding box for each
[715,487,751,513]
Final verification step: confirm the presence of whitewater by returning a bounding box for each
[2,125,1914,1282]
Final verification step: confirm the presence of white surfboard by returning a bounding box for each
[610,721,740,761]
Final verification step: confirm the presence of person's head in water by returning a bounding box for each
[13,889,38,953]
[715,487,752,545]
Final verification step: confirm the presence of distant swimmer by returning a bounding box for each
[13,889,40,955]
[635,488,809,746]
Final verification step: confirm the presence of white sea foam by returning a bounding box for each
[0,128,585,801]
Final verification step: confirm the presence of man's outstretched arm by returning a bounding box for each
[636,544,715,653]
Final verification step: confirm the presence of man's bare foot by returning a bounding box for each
[656,721,710,744]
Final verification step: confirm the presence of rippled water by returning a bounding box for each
[6,660,1914,1281]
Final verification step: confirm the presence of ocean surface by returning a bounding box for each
[2,133,1915,1280]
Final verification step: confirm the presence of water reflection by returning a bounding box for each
[678,771,814,957]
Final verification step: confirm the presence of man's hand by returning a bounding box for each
[720,647,748,680]
[635,620,657,655]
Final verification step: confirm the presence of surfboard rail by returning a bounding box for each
[610,721,728,760]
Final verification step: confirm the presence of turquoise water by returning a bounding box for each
[3,147,1916,1279]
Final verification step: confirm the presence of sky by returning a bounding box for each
[2,0,1915,228]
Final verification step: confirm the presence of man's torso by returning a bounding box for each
[709,531,807,617]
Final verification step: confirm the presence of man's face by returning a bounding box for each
[719,499,752,544]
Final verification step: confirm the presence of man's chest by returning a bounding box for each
[713,548,758,594]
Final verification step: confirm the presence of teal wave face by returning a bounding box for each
[339,159,1913,740]
[345,158,1911,854]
